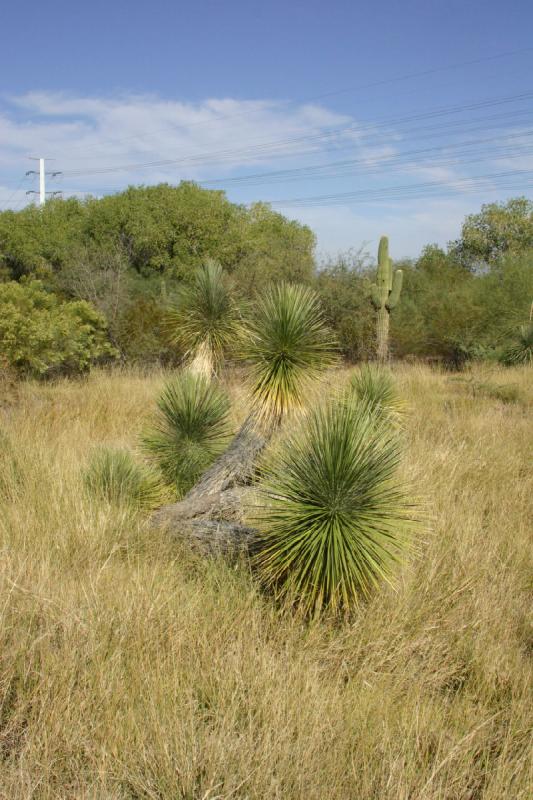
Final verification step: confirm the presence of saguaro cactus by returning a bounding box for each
[370,236,403,362]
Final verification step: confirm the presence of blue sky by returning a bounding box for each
[1,0,532,257]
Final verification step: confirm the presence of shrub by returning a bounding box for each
[84,449,169,510]
[253,396,415,616]
[0,280,116,378]
[142,372,232,497]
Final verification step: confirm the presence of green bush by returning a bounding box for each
[0,281,116,378]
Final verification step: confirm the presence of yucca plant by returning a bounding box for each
[253,397,415,616]
[243,282,337,423]
[152,282,337,536]
[500,322,533,366]
[165,260,240,377]
[142,371,232,498]
[84,449,169,510]
[350,364,404,421]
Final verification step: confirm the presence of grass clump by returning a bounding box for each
[254,396,416,616]
[142,371,232,497]
[471,380,521,404]
[244,282,337,422]
[83,448,168,510]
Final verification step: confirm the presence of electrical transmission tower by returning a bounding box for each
[26,158,63,205]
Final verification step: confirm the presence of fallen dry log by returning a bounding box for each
[150,414,271,555]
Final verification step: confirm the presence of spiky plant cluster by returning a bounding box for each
[253,397,415,616]
[84,449,169,510]
[165,260,240,377]
[350,364,404,421]
[142,372,231,497]
[500,322,533,366]
[243,283,337,422]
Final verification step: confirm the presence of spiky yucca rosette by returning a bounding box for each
[243,282,337,424]
[253,397,416,616]
[350,364,406,422]
[142,372,232,498]
[166,260,241,377]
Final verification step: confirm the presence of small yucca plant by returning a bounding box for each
[253,397,415,616]
[84,449,168,510]
[243,283,337,423]
[142,371,231,497]
[350,364,404,421]
[500,322,533,366]
[165,260,240,377]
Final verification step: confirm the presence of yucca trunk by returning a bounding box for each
[189,339,214,378]
[151,414,272,554]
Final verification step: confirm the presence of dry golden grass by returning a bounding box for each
[0,363,532,799]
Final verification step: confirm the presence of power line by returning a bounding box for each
[59,89,533,178]
[265,169,533,207]
[54,45,533,159]
[196,130,533,188]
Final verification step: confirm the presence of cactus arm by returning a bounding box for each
[387,269,403,310]
[370,283,382,310]
[376,236,392,292]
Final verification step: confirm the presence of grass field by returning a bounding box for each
[1,364,532,799]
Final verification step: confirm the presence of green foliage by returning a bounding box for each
[142,372,232,497]
[0,280,116,378]
[165,260,241,375]
[350,364,404,420]
[243,283,337,421]
[0,184,315,286]
[254,396,414,616]
[450,197,533,268]
[390,247,533,367]
[314,249,375,361]
[84,449,169,510]
[500,322,533,366]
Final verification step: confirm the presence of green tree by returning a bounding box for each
[449,197,533,268]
